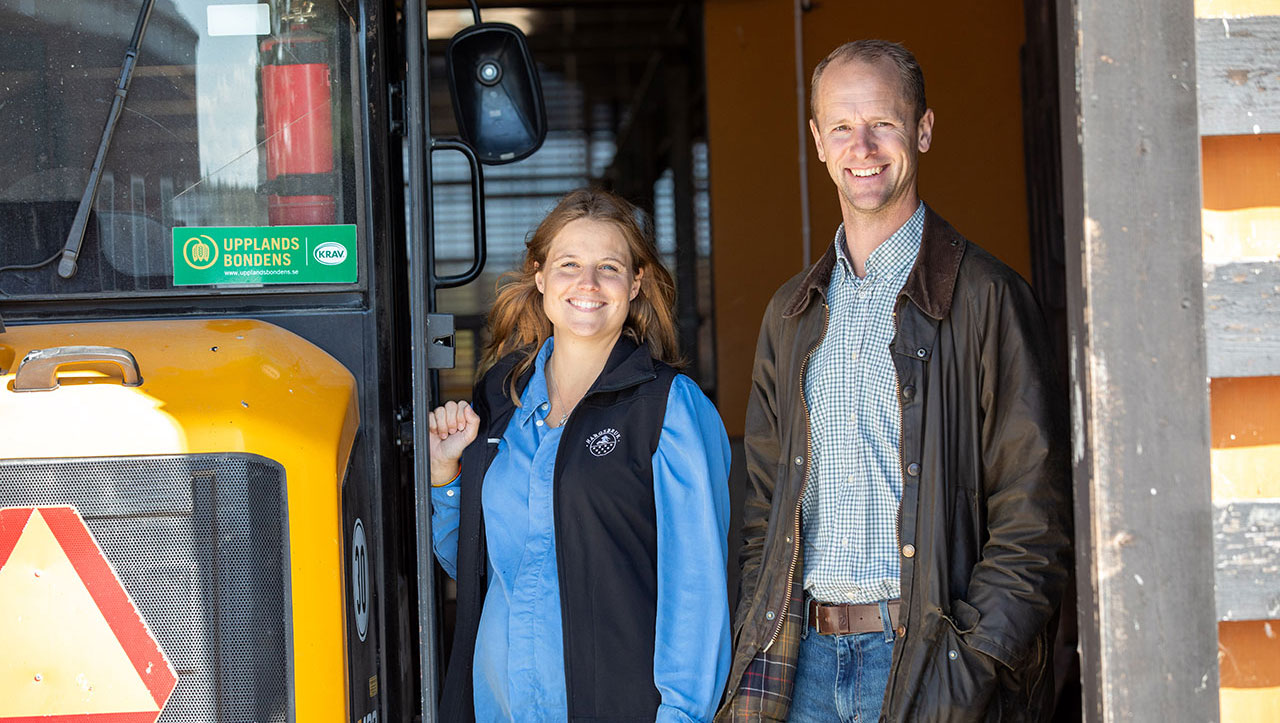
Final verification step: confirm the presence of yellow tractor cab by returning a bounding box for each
[0,1,543,720]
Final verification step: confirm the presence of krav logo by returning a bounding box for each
[314,241,348,265]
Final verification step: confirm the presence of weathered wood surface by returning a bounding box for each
[1216,500,1280,621]
[1203,261,1280,378]
[1060,0,1219,718]
[1197,16,1280,136]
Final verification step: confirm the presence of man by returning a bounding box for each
[717,40,1071,722]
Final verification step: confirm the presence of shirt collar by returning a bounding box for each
[516,337,555,425]
[832,201,926,280]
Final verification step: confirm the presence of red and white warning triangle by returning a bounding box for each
[0,506,177,721]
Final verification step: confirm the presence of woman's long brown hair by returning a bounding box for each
[480,188,681,402]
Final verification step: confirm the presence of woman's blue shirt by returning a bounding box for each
[431,338,732,722]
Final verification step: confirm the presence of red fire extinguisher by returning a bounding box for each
[260,6,334,226]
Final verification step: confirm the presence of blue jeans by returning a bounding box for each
[788,600,896,723]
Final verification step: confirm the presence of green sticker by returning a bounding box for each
[172,225,357,285]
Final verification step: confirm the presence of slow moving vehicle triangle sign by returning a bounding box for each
[0,507,177,721]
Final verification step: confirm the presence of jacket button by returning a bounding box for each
[895,624,907,637]
[765,610,776,621]
[948,649,959,660]
[794,456,803,466]
[916,348,927,358]
[907,463,920,476]
[901,544,916,558]
[902,385,915,400]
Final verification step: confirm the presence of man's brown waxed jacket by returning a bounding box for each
[718,206,1072,722]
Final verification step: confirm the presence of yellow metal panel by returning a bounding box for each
[0,319,359,721]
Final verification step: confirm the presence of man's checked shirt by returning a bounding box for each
[801,202,925,605]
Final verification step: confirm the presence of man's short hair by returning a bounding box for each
[810,39,927,123]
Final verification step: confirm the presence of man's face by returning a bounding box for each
[809,58,934,222]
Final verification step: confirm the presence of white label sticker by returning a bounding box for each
[313,241,348,266]
[207,4,271,37]
[352,518,370,642]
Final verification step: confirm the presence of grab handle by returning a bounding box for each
[13,345,144,392]
[430,137,487,289]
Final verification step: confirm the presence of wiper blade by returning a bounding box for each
[58,0,157,279]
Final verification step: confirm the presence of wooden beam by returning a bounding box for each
[1215,500,1280,621]
[1196,16,1280,136]
[1204,261,1280,377]
[1057,0,1220,720]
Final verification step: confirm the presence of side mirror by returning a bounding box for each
[446,23,546,165]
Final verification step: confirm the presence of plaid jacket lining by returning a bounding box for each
[721,575,804,722]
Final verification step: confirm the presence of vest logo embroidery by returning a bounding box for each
[586,428,621,457]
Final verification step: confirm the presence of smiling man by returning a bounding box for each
[717,40,1072,722]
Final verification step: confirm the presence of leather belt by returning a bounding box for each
[808,598,900,635]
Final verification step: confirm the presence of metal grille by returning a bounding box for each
[0,454,293,722]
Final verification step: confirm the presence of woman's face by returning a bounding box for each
[535,217,643,347]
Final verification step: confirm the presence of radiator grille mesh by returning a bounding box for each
[0,454,292,722]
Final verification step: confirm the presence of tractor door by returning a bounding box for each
[0,1,413,721]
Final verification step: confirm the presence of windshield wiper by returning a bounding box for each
[57,0,157,279]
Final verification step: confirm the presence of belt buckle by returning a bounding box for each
[808,598,825,635]
[819,601,839,634]
[812,599,842,635]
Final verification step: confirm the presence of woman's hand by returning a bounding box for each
[428,400,481,485]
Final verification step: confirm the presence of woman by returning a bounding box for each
[427,188,732,722]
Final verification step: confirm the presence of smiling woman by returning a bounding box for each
[422,187,734,723]
[482,187,681,401]
[534,217,642,352]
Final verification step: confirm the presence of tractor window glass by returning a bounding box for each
[0,0,362,298]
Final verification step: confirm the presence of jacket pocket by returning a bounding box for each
[903,607,1000,722]
[946,598,982,634]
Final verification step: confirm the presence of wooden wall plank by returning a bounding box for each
[1215,500,1280,621]
[1202,207,1280,260]
[1197,16,1280,136]
[1204,261,1280,377]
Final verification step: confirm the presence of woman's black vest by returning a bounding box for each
[439,337,678,722]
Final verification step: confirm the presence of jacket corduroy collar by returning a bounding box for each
[782,203,966,321]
